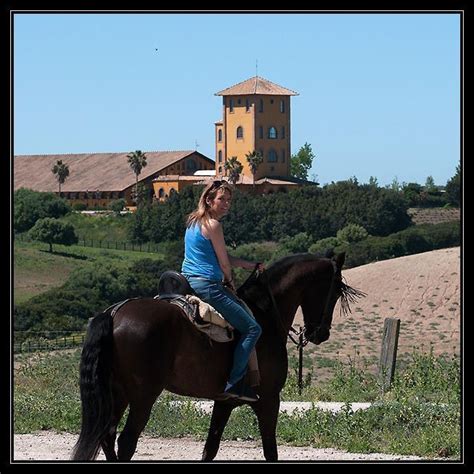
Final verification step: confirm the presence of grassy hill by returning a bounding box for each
[14,240,165,305]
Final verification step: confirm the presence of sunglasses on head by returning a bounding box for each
[210,180,225,189]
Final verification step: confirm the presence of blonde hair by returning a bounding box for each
[186,180,234,227]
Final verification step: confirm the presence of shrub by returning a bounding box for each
[309,237,340,257]
[336,224,369,244]
[72,202,87,211]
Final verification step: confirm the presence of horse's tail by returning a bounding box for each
[71,309,114,460]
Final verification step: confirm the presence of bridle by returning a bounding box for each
[241,260,339,394]
[303,258,339,343]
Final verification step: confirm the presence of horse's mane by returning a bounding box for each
[238,252,366,317]
[262,253,332,289]
[238,253,331,313]
[339,278,367,316]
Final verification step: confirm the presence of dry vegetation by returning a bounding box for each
[292,247,461,378]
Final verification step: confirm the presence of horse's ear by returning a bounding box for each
[334,252,346,269]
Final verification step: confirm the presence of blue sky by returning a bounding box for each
[13,12,461,186]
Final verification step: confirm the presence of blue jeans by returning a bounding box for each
[186,277,262,386]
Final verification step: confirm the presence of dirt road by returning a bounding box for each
[13,431,440,462]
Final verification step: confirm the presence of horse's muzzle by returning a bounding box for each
[305,327,331,345]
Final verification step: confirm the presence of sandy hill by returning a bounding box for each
[293,247,461,370]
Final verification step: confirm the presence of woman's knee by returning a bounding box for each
[250,320,262,338]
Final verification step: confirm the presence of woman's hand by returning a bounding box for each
[223,279,236,293]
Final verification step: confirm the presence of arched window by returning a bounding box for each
[218,150,223,163]
[169,188,176,196]
[218,129,222,142]
[158,188,165,198]
[236,126,244,139]
[268,149,278,162]
[268,126,277,139]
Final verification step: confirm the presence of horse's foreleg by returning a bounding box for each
[201,401,234,461]
[117,393,158,461]
[252,395,280,461]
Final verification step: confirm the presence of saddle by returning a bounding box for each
[155,271,260,386]
[155,271,234,343]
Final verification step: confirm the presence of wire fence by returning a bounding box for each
[15,233,162,253]
[13,331,85,354]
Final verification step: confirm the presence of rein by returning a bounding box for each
[258,259,338,395]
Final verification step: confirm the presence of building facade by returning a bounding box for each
[214,75,298,181]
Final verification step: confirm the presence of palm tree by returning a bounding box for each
[245,150,263,186]
[127,150,148,205]
[51,160,70,194]
[224,156,243,185]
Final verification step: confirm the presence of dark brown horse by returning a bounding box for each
[71,252,362,461]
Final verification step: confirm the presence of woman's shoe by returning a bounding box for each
[216,380,259,402]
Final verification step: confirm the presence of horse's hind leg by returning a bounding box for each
[201,401,234,461]
[251,395,280,461]
[101,389,128,461]
[117,392,158,461]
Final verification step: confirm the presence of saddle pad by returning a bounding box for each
[184,295,234,330]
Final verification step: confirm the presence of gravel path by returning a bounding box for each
[13,431,438,462]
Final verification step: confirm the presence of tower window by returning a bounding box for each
[218,129,222,142]
[236,126,244,139]
[218,150,222,163]
[281,126,285,139]
[246,99,250,112]
[268,149,278,162]
[268,126,277,139]
[229,98,234,113]
[259,126,263,139]
[259,99,264,113]
[280,99,285,113]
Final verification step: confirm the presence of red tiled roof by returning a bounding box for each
[215,76,299,96]
[13,150,213,192]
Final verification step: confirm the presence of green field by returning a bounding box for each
[14,240,165,305]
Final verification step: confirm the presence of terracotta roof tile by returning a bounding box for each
[14,150,213,192]
[215,76,299,96]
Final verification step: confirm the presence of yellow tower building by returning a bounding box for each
[214,76,299,181]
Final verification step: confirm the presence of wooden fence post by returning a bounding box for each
[379,317,401,392]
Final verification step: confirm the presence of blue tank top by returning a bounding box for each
[181,223,223,281]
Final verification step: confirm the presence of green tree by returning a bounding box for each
[127,150,148,205]
[224,156,243,184]
[445,164,460,207]
[14,188,71,233]
[424,175,437,193]
[51,160,70,194]
[28,217,78,252]
[108,198,126,216]
[290,142,315,180]
[245,150,263,186]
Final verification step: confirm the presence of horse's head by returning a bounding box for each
[237,251,365,345]
[302,252,360,345]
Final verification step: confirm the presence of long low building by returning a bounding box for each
[13,150,215,208]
